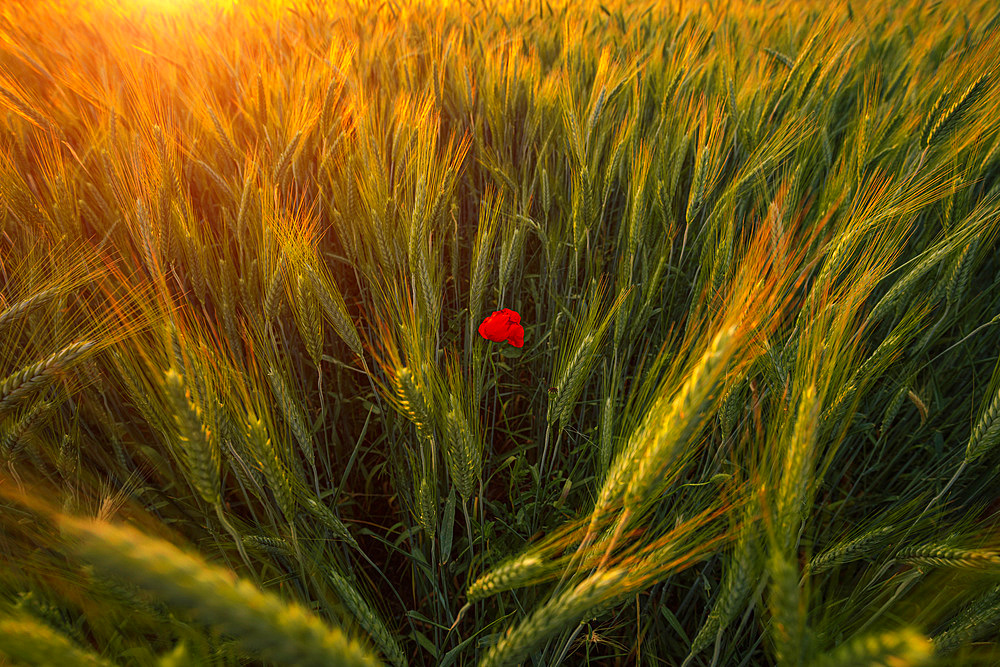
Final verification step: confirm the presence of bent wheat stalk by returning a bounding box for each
[59,516,382,667]
[0,341,95,415]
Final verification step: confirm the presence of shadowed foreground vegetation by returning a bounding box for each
[3,0,1000,664]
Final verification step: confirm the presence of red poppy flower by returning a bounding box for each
[478,308,524,348]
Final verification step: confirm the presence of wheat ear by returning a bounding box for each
[808,526,895,574]
[0,287,58,332]
[625,327,734,510]
[466,554,544,603]
[897,544,1000,571]
[328,568,408,667]
[60,516,382,667]
[479,569,626,667]
[246,414,296,523]
[0,613,113,666]
[807,628,932,667]
[0,341,95,415]
[932,582,1000,655]
[164,368,220,506]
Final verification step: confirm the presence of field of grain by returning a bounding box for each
[3,0,1000,664]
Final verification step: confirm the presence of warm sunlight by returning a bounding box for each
[109,0,238,18]
[125,0,193,12]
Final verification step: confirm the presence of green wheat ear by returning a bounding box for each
[897,544,1000,571]
[0,341,95,415]
[59,515,383,667]
[479,568,626,667]
[932,583,1000,655]
[445,401,479,503]
[164,367,220,506]
[684,503,761,665]
[466,553,545,603]
[305,264,363,356]
[246,414,296,523]
[808,526,895,574]
[327,568,409,667]
[0,613,114,666]
[807,628,932,667]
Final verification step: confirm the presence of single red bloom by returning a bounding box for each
[478,308,524,348]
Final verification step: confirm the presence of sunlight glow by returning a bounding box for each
[116,0,236,17]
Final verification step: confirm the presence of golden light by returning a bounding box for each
[113,0,238,17]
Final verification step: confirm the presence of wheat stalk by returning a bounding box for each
[0,287,58,333]
[59,516,381,667]
[809,526,895,574]
[807,628,932,667]
[467,554,544,603]
[897,544,1000,571]
[479,568,626,667]
[328,568,408,667]
[0,341,95,415]
[932,582,1000,655]
[164,368,221,506]
[246,413,296,523]
[0,613,113,666]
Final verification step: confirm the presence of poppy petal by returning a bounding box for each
[478,309,523,346]
[480,315,506,341]
[507,325,524,347]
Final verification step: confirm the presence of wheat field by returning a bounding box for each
[2,0,1000,664]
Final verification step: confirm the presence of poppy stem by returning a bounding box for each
[532,421,553,531]
[488,346,499,435]
[539,421,552,479]
[462,496,474,569]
